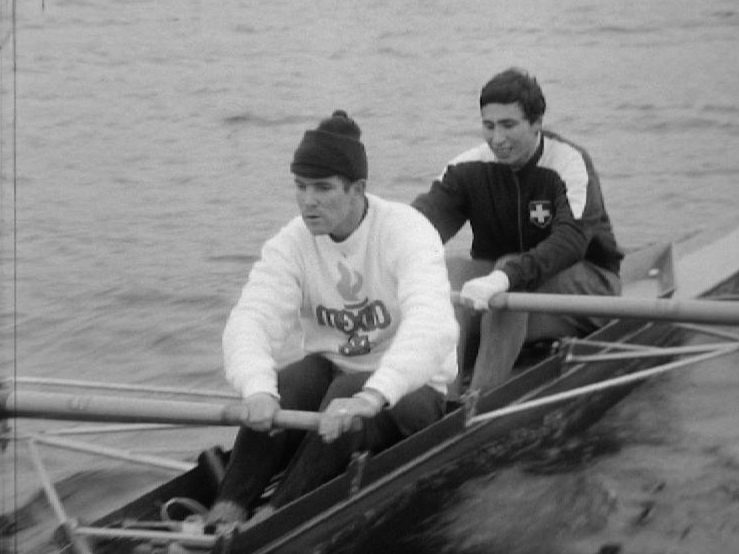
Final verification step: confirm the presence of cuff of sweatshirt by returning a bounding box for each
[363,370,406,407]
[352,388,388,413]
[237,373,279,400]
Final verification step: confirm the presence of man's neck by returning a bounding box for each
[330,196,369,242]
[511,132,542,172]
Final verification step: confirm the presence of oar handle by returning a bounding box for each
[218,402,320,430]
[273,409,321,431]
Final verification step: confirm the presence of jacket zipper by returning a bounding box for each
[512,170,524,252]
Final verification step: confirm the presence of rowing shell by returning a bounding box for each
[13,227,739,554]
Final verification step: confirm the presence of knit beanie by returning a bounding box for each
[290,110,368,181]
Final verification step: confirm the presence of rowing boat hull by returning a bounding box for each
[87,231,739,554]
[217,321,680,554]
[90,317,680,554]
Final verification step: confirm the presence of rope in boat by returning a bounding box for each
[27,439,70,532]
[72,525,216,548]
[674,323,739,342]
[564,341,739,363]
[25,433,195,472]
[560,338,655,351]
[27,439,95,553]
[466,342,739,427]
[32,422,189,436]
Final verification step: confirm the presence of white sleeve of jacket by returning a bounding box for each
[364,209,459,406]
[222,228,304,399]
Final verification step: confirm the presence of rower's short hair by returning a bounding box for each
[479,68,546,123]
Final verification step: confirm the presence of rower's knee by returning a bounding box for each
[469,310,528,392]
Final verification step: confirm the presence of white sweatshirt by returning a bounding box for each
[223,194,459,406]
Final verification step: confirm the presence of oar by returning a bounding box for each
[451,292,739,325]
[0,390,320,431]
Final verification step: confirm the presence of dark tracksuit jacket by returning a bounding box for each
[412,130,623,292]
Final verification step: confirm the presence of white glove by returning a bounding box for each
[459,270,510,311]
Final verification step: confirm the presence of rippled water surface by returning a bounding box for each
[1,0,738,551]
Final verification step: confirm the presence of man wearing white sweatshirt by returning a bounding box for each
[206,110,458,528]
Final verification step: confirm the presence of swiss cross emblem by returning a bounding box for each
[529,200,552,228]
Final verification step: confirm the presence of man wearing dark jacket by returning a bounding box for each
[412,67,623,392]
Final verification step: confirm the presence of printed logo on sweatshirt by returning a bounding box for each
[336,261,366,305]
[529,200,552,228]
[314,261,393,356]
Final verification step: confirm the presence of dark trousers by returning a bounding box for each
[215,354,444,511]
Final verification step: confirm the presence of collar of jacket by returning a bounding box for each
[514,132,544,175]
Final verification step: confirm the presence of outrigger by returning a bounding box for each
[3,226,739,553]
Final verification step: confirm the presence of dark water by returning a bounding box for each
[1,0,738,551]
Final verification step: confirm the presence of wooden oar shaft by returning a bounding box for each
[491,293,739,324]
[1,390,321,431]
[451,291,739,325]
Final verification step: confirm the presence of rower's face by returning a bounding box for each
[481,102,541,169]
[295,175,362,239]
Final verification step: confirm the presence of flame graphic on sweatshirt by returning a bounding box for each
[336,261,364,303]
